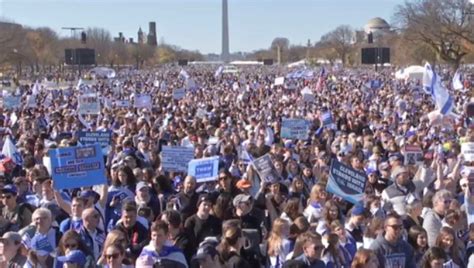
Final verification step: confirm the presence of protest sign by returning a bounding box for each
[402,145,424,165]
[115,100,130,108]
[173,88,186,100]
[281,118,309,140]
[327,160,368,204]
[161,146,194,172]
[78,94,101,115]
[274,77,285,86]
[49,144,106,190]
[462,142,474,162]
[134,94,152,109]
[252,154,280,183]
[78,131,112,154]
[3,96,21,109]
[187,156,219,183]
[26,95,37,108]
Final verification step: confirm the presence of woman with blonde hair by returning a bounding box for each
[434,227,464,267]
[321,233,350,268]
[97,229,131,266]
[351,248,379,268]
[267,218,291,268]
[217,220,249,267]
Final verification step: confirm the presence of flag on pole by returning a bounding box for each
[422,63,454,115]
[178,69,190,80]
[32,81,40,95]
[214,66,224,78]
[76,79,83,91]
[452,70,464,91]
[2,136,22,165]
[315,67,326,91]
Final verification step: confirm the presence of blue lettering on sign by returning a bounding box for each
[196,163,213,176]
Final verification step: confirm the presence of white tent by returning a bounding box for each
[287,59,307,68]
[395,65,424,80]
[89,67,116,79]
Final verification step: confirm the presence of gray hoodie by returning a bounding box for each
[369,235,416,268]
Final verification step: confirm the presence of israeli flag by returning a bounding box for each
[178,69,190,80]
[32,81,40,95]
[422,63,454,115]
[2,136,22,165]
[452,70,464,91]
[76,79,83,91]
[214,66,224,78]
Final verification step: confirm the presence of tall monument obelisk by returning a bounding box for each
[221,0,230,63]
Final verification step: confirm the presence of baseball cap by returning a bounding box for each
[1,184,17,195]
[351,206,366,216]
[136,181,149,192]
[193,244,219,261]
[0,232,21,244]
[389,153,404,163]
[197,194,213,207]
[391,166,409,179]
[232,194,252,207]
[79,189,98,199]
[57,250,86,266]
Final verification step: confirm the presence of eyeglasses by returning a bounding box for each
[1,195,13,200]
[105,253,120,260]
[65,243,78,249]
[218,176,228,180]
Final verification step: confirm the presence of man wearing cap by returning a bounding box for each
[191,242,222,268]
[135,181,161,220]
[0,184,33,232]
[231,194,260,231]
[345,206,366,244]
[381,166,418,216]
[0,231,27,267]
[184,194,222,246]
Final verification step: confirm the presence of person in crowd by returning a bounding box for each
[407,225,429,266]
[303,184,328,228]
[0,184,33,232]
[282,232,325,268]
[370,213,416,267]
[55,230,95,268]
[316,199,344,236]
[216,220,249,268]
[78,208,106,261]
[173,176,199,222]
[423,189,453,247]
[419,246,448,268]
[103,243,133,268]
[184,194,222,246]
[321,233,351,268]
[267,218,291,268]
[0,231,27,267]
[350,248,379,268]
[434,226,464,267]
[97,230,131,266]
[160,210,194,265]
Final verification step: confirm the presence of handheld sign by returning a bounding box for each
[49,144,106,190]
[327,160,368,204]
[78,94,101,115]
[78,131,112,154]
[274,77,285,86]
[3,96,21,109]
[252,154,280,183]
[281,118,309,140]
[462,142,474,162]
[161,146,194,172]
[115,100,130,108]
[173,88,186,100]
[402,145,424,165]
[134,94,152,109]
[187,156,219,183]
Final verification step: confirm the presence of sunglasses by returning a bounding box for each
[105,253,120,260]
[65,243,78,249]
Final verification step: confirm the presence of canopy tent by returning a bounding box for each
[89,67,116,79]
[395,65,424,80]
[287,59,307,68]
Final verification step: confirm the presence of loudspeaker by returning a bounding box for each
[178,59,188,66]
[64,48,96,65]
[263,59,274,65]
[361,47,390,64]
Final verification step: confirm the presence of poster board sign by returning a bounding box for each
[187,156,219,183]
[134,94,152,109]
[78,94,101,115]
[161,146,194,172]
[173,88,186,100]
[49,144,106,190]
[3,96,21,109]
[252,154,280,183]
[274,77,285,86]
[26,95,37,108]
[78,131,112,154]
[462,142,474,162]
[402,145,424,165]
[281,118,309,140]
[327,160,368,204]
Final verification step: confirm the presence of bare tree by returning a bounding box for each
[394,0,474,68]
[320,25,354,65]
[85,27,112,65]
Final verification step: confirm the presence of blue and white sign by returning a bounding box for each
[3,96,21,109]
[187,156,219,183]
[281,118,309,140]
[115,100,130,108]
[173,88,186,100]
[49,144,106,190]
[78,94,101,115]
[78,131,112,154]
[161,146,194,172]
[134,94,152,109]
[327,160,367,205]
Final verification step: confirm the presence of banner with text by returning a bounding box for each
[252,154,281,183]
[78,131,112,154]
[78,94,101,115]
[327,160,367,204]
[187,156,219,183]
[281,118,309,140]
[161,146,194,172]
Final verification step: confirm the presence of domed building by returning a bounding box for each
[364,17,390,35]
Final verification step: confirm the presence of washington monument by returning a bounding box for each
[221,0,230,63]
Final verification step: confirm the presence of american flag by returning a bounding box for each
[315,67,326,91]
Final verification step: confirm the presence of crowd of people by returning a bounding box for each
[0,63,471,268]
